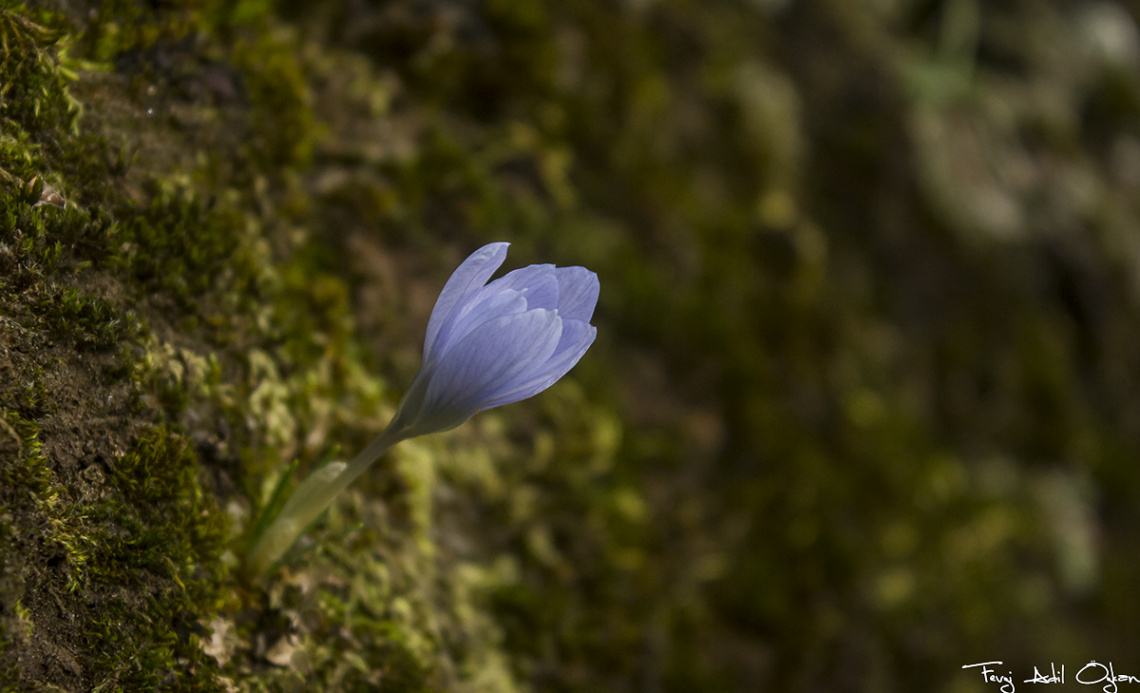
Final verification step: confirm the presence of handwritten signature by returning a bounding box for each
[963,661,1140,693]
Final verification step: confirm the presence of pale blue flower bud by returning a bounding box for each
[390,242,599,437]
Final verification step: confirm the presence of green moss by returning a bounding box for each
[0,5,80,136]
[36,285,134,351]
[1,402,230,688]
[78,426,229,690]
[0,411,52,509]
[232,24,321,174]
[108,180,248,312]
[0,412,47,687]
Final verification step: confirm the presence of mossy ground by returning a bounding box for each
[4,0,1140,691]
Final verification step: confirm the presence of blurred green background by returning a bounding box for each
[3,0,1140,690]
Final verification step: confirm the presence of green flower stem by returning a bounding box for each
[249,423,410,573]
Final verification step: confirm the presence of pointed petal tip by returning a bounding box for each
[424,242,513,360]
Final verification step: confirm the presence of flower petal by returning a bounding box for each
[480,318,597,410]
[554,267,600,321]
[488,265,559,310]
[434,265,561,356]
[422,308,563,421]
[435,288,528,358]
[424,242,510,361]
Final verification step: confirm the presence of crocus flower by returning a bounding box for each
[389,241,599,437]
[248,242,598,573]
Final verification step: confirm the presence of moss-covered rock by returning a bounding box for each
[5,0,1140,691]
